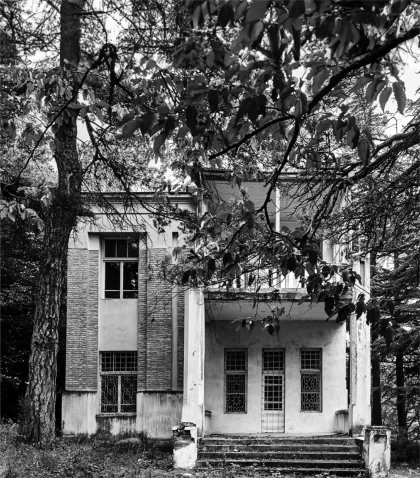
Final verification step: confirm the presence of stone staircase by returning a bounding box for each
[197,435,367,476]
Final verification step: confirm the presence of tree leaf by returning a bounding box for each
[153,131,167,156]
[379,86,392,111]
[251,21,264,44]
[392,81,406,115]
[234,0,248,21]
[246,0,269,23]
[208,90,219,113]
[185,106,197,131]
[357,137,369,165]
[138,111,159,136]
[217,3,234,27]
[122,118,139,138]
[312,68,329,93]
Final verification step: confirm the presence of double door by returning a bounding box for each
[261,349,285,432]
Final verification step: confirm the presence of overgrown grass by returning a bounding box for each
[0,421,173,478]
[1,421,419,478]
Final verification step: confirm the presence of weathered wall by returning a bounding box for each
[62,392,182,438]
[204,320,347,434]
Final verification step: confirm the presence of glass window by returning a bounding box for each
[225,349,247,413]
[100,352,137,414]
[301,349,322,412]
[103,238,139,299]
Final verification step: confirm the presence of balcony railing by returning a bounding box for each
[209,269,305,292]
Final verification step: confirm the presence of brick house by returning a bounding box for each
[62,173,372,439]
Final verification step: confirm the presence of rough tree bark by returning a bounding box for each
[22,0,85,442]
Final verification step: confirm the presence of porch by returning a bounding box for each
[181,288,371,438]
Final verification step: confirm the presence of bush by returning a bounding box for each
[391,439,420,464]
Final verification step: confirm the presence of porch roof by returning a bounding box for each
[204,289,349,322]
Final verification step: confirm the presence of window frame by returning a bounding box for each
[224,348,248,414]
[99,351,138,415]
[300,348,322,413]
[102,237,139,299]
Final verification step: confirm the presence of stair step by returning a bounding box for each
[201,437,357,446]
[199,451,362,460]
[196,465,368,477]
[197,459,365,469]
[199,444,360,453]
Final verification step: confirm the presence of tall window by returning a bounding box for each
[225,349,247,413]
[301,349,322,412]
[104,238,138,298]
[100,352,137,414]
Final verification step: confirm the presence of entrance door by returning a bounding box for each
[261,349,285,432]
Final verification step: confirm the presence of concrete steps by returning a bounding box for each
[197,436,367,477]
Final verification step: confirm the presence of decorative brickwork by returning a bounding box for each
[87,250,99,388]
[146,248,173,390]
[66,248,99,391]
[177,286,185,390]
[66,249,89,390]
[137,236,148,390]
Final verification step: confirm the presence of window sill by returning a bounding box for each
[96,413,137,418]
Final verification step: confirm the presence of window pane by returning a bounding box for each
[123,262,138,298]
[127,239,139,258]
[105,262,120,295]
[101,376,118,413]
[121,375,137,413]
[225,350,246,371]
[117,239,127,257]
[105,239,116,257]
[301,372,321,411]
[263,350,284,371]
[301,350,321,370]
[226,374,246,412]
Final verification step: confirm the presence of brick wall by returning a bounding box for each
[66,248,98,390]
[137,239,185,391]
[67,236,185,393]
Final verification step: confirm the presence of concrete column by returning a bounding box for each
[363,426,391,478]
[349,260,372,435]
[181,288,205,435]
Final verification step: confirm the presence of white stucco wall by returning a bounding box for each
[98,299,138,350]
[62,392,182,438]
[204,320,347,434]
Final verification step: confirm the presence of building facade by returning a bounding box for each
[62,177,371,439]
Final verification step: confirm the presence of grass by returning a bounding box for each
[1,422,419,478]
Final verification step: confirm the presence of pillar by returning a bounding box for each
[181,288,205,435]
[349,259,372,435]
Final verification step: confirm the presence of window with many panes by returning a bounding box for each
[103,238,138,298]
[100,352,137,414]
[300,349,322,412]
[225,349,247,413]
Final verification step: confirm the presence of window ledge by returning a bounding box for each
[96,413,137,418]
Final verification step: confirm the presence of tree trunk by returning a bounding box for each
[396,351,408,439]
[371,354,382,425]
[22,0,84,442]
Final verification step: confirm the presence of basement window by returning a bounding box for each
[300,349,322,412]
[100,352,137,414]
[225,349,247,413]
[103,238,139,298]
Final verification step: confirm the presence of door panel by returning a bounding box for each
[262,350,285,432]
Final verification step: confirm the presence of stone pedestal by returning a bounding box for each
[363,426,391,478]
[173,424,198,469]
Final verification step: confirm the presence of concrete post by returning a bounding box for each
[349,260,372,435]
[363,426,391,478]
[181,288,205,435]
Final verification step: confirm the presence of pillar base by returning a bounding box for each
[363,426,391,478]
